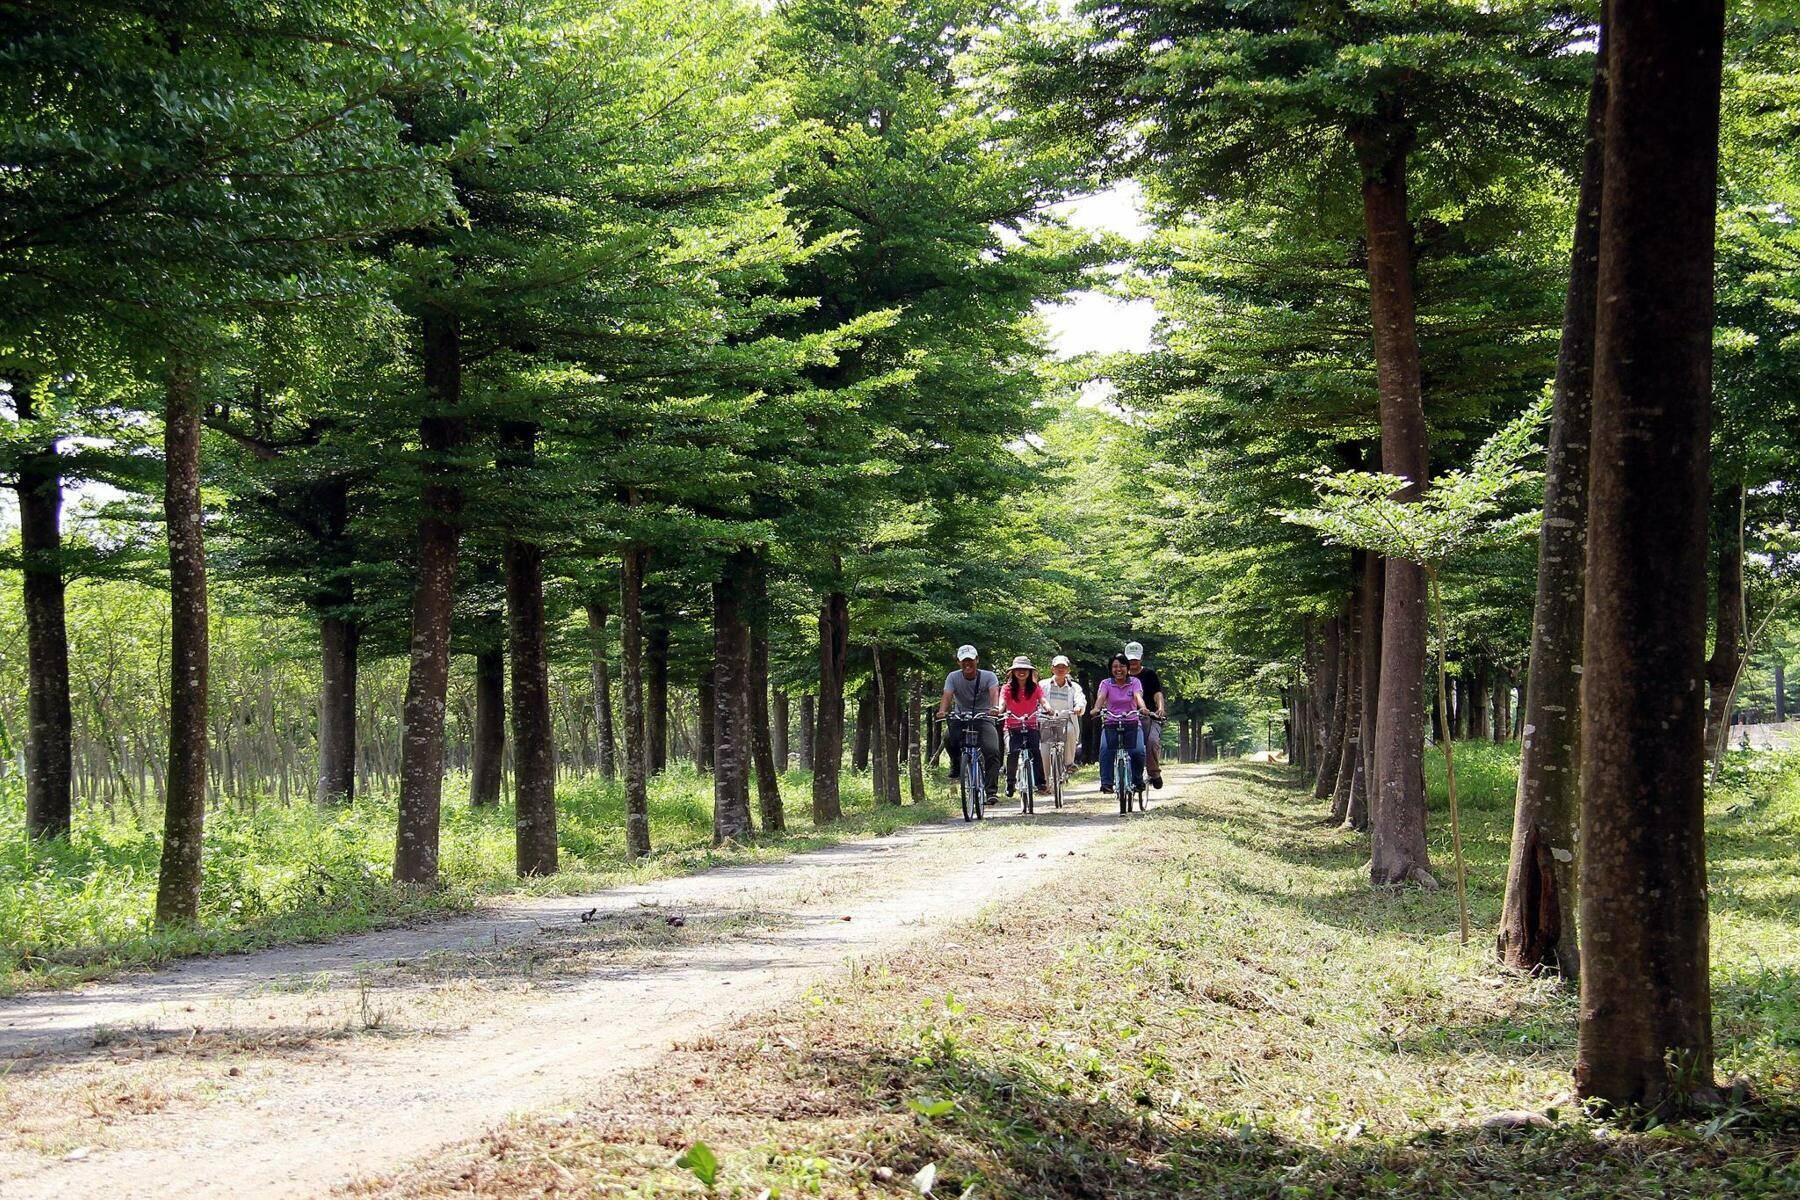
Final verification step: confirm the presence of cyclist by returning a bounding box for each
[1125,641,1167,789]
[1000,656,1050,800]
[938,644,1001,797]
[1039,654,1086,784]
[1095,652,1152,795]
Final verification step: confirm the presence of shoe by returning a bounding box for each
[1101,785,1114,795]
[1151,775,1164,789]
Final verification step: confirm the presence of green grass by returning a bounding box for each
[369,753,1800,1199]
[0,767,947,994]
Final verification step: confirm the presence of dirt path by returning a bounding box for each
[0,767,1207,1199]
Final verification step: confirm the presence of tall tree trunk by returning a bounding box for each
[1776,659,1787,723]
[619,544,651,858]
[1493,671,1512,742]
[1330,568,1364,825]
[155,361,208,926]
[1576,0,1723,1110]
[317,614,358,807]
[14,379,73,839]
[395,313,465,886]
[772,690,790,772]
[1469,664,1491,741]
[1354,116,1435,889]
[1499,69,1603,965]
[1703,483,1746,758]
[503,423,556,877]
[1315,612,1350,800]
[1353,550,1380,835]
[908,673,926,805]
[648,622,669,774]
[469,640,505,807]
[798,693,816,770]
[852,684,873,772]
[711,561,753,842]
[696,670,717,772]
[748,556,783,833]
[587,599,617,781]
[811,587,848,824]
[873,647,904,805]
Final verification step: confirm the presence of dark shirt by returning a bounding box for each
[1130,665,1164,714]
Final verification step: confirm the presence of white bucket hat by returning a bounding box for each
[1010,655,1034,671]
[1051,654,1071,668]
[956,644,978,661]
[1124,641,1144,660]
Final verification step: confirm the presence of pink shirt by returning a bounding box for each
[1095,676,1143,717]
[1001,683,1045,727]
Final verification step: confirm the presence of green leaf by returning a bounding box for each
[906,1097,957,1118]
[676,1141,720,1187]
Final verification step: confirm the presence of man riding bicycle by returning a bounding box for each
[937,644,1001,798]
[1096,652,1153,795]
[1039,654,1086,784]
[1125,641,1166,789]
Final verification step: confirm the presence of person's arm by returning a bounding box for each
[987,680,1002,714]
[938,684,953,718]
[1152,687,1166,720]
[1072,683,1087,716]
[1134,681,1153,717]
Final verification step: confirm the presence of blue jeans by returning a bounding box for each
[1099,723,1144,792]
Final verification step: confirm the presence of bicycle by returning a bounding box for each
[1004,711,1047,816]
[943,712,997,822]
[1102,712,1146,816]
[1038,713,1073,809]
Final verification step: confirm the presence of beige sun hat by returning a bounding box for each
[1010,655,1034,671]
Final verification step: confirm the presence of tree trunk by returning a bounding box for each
[811,588,848,824]
[908,673,927,805]
[1315,612,1350,800]
[798,693,816,770]
[155,361,208,926]
[748,559,783,833]
[504,424,556,877]
[14,379,74,839]
[1493,671,1512,742]
[1349,549,1382,832]
[1499,52,1603,975]
[1703,483,1746,759]
[1576,0,1723,1110]
[772,690,790,772]
[1776,659,1787,723]
[1330,568,1364,825]
[619,544,651,858]
[469,640,505,807]
[696,670,716,772]
[317,614,358,807]
[394,313,465,886]
[873,647,904,805]
[587,599,617,781]
[852,684,873,772]
[711,567,753,843]
[1354,116,1435,889]
[648,622,669,774]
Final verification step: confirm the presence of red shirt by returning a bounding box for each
[1001,682,1045,728]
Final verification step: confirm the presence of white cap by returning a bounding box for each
[956,644,978,661]
[1051,654,1070,668]
[1010,655,1033,671]
[1124,641,1144,660]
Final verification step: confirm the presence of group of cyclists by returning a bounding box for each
[935,642,1167,810]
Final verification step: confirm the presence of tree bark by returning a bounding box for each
[798,693,816,770]
[14,379,74,839]
[1499,52,1603,974]
[395,312,465,886]
[1349,549,1382,832]
[772,690,790,772]
[1315,612,1349,800]
[748,558,784,833]
[696,670,716,772]
[619,544,651,858]
[873,647,904,805]
[648,622,669,774]
[811,588,848,824]
[1354,115,1435,888]
[586,599,617,781]
[155,361,209,926]
[1703,484,1746,758]
[711,562,753,843]
[908,672,927,805]
[317,614,358,807]
[1493,671,1512,742]
[1777,659,1788,723]
[1330,568,1364,825]
[469,640,505,807]
[852,684,873,772]
[503,423,556,877]
[1576,0,1723,1110]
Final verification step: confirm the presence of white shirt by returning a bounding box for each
[1041,677,1087,716]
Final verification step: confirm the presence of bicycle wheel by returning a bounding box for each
[1052,752,1063,809]
[1116,749,1130,815]
[960,755,976,822]
[973,766,986,820]
[1023,752,1036,815]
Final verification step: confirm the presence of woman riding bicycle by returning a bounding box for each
[1095,652,1152,795]
[1000,656,1050,802]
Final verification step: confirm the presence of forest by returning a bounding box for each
[2,0,1799,1193]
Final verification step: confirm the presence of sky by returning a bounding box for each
[1040,180,1160,360]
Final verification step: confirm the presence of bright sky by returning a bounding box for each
[1040,180,1160,360]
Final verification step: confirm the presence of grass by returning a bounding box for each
[355,752,1800,1198]
[0,767,948,994]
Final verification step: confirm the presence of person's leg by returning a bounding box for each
[980,720,1002,794]
[1098,725,1116,791]
[1130,725,1147,791]
[1005,728,1021,795]
[945,723,965,780]
[1022,728,1041,793]
[1146,719,1163,786]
